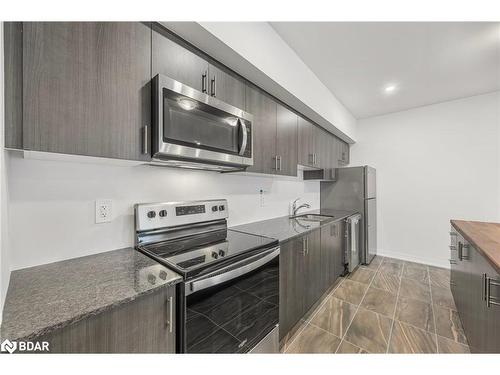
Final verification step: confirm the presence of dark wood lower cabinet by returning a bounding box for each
[280,224,345,341]
[303,229,322,312]
[320,221,344,291]
[450,226,500,353]
[279,237,305,340]
[38,285,176,353]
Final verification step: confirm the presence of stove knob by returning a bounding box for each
[147,210,156,219]
[159,209,168,218]
[212,205,218,212]
[211,251,219,259]
[147,274,156,285]
[159,270,168,280]
[218,250,225,257]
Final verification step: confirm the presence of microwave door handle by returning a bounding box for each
[238,119,248,156]
[186,246,279,296]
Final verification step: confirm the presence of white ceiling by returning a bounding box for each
[270,22,500,119]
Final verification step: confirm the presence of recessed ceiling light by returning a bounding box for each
[384,85,397,93]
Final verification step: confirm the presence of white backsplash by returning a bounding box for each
[6,152,320,270]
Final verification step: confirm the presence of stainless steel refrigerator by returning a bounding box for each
[320,166,377,265]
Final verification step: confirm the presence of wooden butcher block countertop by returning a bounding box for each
[451,220,500,274]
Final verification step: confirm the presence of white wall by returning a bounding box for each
[163,22,357,142]
[351,91,500,268]
[0,22,11,324]
[7,154,320,271]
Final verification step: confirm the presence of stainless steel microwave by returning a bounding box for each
[152,74,253,171]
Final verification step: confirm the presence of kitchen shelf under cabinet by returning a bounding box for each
[37,285,176,353]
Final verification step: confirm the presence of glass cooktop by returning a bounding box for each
[138,229,278,278]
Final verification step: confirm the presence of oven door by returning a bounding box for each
[183,246,279,353]
[153,74,253,168]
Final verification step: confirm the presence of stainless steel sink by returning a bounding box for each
[291,214,333,222]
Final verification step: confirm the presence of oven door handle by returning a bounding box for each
[238,119,248,156]
[186,246,279,296]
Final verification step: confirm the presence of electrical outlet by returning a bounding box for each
[259,189,265,207]
[95,199,113,224]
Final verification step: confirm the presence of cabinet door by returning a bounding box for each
[472,246,500,353]
[317,127,334,170]
[449,229,460,309]
[326,135,340,178]
[338,140,350,165]
[303,229,322,312]
[4,22,23,149]
[245,85,277,174]
[320,225,335,293]
[279,238,305,340]
[208,64,246,109]
[297,117,315,167]
[152,25,209,92]
[464,242,485,353]
[40,285,176,353]
[276,104,298,177]
[23,22,152,161]
[332,221,345,281]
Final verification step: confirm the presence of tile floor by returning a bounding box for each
[282,256,470,354]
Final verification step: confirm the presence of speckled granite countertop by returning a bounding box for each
[231,209,356,243]
[1,247,182,341]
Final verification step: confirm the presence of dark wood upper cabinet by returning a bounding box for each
[208,64,246,109]
[276,104,298,177]
[22,22,152,161]
[6,21,349,170]
[4,22,23,149]
[152,25,208,92]
[297,117,315,168]
[152,25,245,109]
[245,85,277,174]
[338,140,350,165]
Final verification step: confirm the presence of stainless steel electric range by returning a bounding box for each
[134,199,279,353]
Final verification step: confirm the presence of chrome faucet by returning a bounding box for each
[292,197,311,217]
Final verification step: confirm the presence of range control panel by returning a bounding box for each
[135,199,228,231]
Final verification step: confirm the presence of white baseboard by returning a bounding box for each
[376,249,449,269]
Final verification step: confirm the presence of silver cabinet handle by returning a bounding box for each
[483,273,487,301]
[301,237,307,255]
[278,156,282,171]
[202,71,208,93]
[449,259,457,265]
[167,296,173,333]
[210,75,216,97]
[449,245,457,250]
[142,125,148,154]
[306,236,309,254]
[274,156,278,170]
